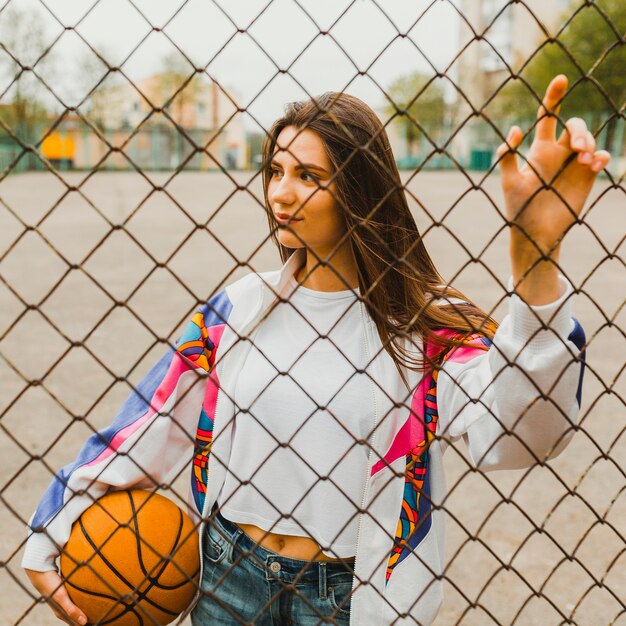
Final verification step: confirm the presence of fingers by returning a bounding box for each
[534,75,612,175]
[556,119,612,173]
[557,117,594,155]
[576,131,596,166]
[535,74,568,142]
[25,569,88,625]
[590,150,611,173]
[49,584,88,625]
[556,118,612,173]
[496,125,523,186]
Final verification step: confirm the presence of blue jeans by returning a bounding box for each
[190,504,355,625]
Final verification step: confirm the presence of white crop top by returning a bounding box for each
[217,274,376,558]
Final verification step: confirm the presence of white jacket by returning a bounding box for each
[22,247,586,625]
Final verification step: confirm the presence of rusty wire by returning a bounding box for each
[0,0,624,625]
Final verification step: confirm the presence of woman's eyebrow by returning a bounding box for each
[270,159,329,174]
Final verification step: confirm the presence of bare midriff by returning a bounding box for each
[234,521,351,562]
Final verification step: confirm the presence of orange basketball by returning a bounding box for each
[60,489,200,625]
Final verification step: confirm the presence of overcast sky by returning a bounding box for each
[5,0,465,131]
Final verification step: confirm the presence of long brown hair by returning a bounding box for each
[261,91,497,387]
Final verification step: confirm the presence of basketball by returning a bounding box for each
[59,489,200,625]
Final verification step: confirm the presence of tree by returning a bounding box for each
[384,72,446,158]
[494,0,625,128]
[0,5,55,147]
[74,44,120,132]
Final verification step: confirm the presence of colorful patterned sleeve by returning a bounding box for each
[21,290,232,572]
[435,275,586,471]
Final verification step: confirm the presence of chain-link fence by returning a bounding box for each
[0,0,624,625]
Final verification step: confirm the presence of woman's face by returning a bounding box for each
[267,125,346,255]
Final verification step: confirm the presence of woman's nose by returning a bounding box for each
[270,175,296,206]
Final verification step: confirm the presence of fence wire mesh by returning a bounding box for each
[0,0,624,625]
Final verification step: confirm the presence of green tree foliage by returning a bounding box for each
[384,72,445,157]
[75,44,118,132]
[0,5,55,140]
[496,0,625,123]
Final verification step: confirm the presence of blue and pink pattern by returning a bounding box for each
[188,291,232,514]
[31,290,233,531]
[384,331,492,585]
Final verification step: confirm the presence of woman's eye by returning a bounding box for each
[269,167,281,177]
[302,171,317,182]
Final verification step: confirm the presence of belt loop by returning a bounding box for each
[227,525,244,565]
[319,562,328,600]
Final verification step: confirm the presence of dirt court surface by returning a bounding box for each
[0,169,623,625]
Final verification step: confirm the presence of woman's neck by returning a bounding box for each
[295,247,359,292]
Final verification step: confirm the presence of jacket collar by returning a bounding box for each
[255,248,374,330]
[258,248,306,304]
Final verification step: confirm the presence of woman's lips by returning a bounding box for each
[274,213,303,224]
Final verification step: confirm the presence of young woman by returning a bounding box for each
[23,74,610,626]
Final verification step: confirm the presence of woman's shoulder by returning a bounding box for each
[429,285,469,308]
[210,269,269,300]
[431,296,468,307]
[203,266,289,313]
[426,286,495,355]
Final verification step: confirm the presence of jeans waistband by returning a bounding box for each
[210,503,356,578]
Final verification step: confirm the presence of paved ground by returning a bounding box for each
[0,169,623,625]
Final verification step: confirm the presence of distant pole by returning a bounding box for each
[151,125,158,171]
[609,114,624,178]
[211,81,218,132]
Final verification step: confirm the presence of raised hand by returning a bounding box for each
[495,74,611,305]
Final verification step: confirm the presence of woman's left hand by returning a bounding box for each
[496,74,611,305]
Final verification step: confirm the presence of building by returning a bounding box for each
[70,72,247,171]
[452,0,569,165]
